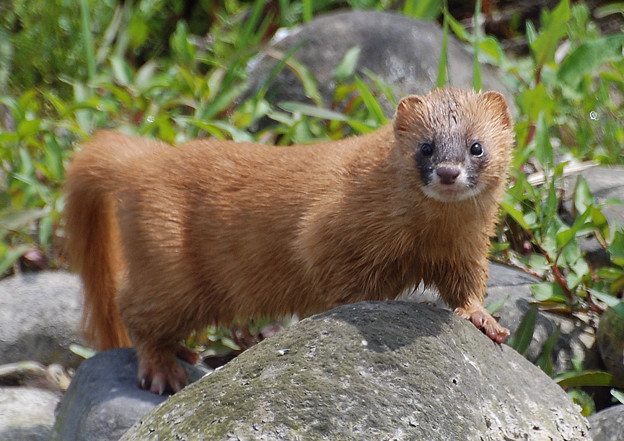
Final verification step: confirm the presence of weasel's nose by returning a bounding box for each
[436,166,460,185]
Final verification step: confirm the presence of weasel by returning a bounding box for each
[64,88,514,394]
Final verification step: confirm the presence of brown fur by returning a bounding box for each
[64,88,514,393]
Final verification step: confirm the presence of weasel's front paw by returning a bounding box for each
[455,305,509,343]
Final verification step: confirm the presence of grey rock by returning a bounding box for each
[0,386,61,441]
[246,10,514,118]
[0,271,85,367]
[588,404,624,441]
[50,347,211,441]
[487,262,541,288]
[121,301,590,441]
[565,166,624,267]
[489,279,600,375]
[412,263,601,375]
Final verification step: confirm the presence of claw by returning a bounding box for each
[150,372,168,395]
[137,352,191,394]
[455,305,509,343]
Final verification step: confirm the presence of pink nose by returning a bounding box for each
[436,166,460,185]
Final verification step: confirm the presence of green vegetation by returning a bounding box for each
[1,0,623,413]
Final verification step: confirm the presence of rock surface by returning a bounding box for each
[0,386,61,441]
[0,270,84,367]
[121,301,590,441]
[50,347,210,441]
[588,404,624,441]
[246,10,514,118]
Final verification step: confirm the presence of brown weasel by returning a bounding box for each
[64,87,514,394]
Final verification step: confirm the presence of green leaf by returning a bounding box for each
[0,244,31,275]
[507,303,538,355]
[69,343,97,359]
[170,21,195,67]
[589,288,623,309]
[530,0,571,67]
[403,0,443,20]
[542,179,558,226]
[354,76,386,125]
[608,230,624,266]
[556,205,593,249]
[38,216,54,251]
[567,389,596,417]
[537,324,560,375]
[573,175,594,215]
[612,389,624,405]
[444,9,470,42]
[17,119,41,139]
[472,0,482,91]
[283,56,322,107]
[279,102,349,122]
[334,46,360,83]
[436,9,449,88]
[184,120,254,143]
[362,69,398,110]
[531,282,568,303]
[43,134,65,181]
[516,83,554,125]
[500,200,531,230]
[525,21,537,47]
[557,34,624,86]
[556,370,624,389]
[0,209,48,231]
[534,112,553,168]
[110,55,132,87]
[486,296,508,315]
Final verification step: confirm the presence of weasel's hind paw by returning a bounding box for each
[137,345,196,395]
[455,305,509,344]
[138,361,189,395]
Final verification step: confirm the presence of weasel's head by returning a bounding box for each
[392,88,514,203]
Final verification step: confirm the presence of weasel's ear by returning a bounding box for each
[394,95,424,133]
[480,91,513,130]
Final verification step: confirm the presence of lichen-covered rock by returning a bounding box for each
[121,301,590,441]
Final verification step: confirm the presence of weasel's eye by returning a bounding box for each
[470,142,484,157]
[420,143,434,157]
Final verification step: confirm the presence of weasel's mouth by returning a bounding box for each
[422,183,479,202]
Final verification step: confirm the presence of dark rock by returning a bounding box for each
[121,301,590,441]
[246,10,514,118]
[0,271,85,368]
[50,347,211,441]
[596,305,624,380]
[588,404,624,441]
[0,386,61,441]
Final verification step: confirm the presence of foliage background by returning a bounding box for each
[1,0,624,414]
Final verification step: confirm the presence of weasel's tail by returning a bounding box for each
[65,131,153,349]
